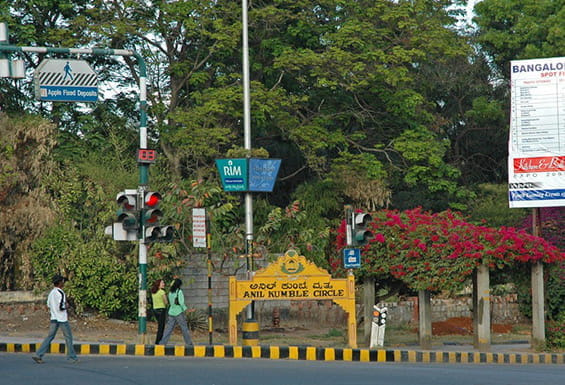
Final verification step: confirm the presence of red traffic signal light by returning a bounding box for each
[144,192,161,208]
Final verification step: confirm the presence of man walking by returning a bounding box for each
[32,274,79,363]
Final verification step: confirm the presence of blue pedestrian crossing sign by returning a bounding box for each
[34,59,98,102]
[343,248,361,268]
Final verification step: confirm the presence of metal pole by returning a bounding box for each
[206,212,213,345]
[0,41,150,342]
[242,0,254,321]
[135,52,149,344]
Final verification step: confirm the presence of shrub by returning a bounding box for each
[546,312,565,350]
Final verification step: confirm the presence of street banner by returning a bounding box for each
[509,57,565,208]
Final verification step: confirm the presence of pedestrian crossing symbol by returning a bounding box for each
[34,59,98,102]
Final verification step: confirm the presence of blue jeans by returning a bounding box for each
[36,320,77,359]
[158,312,193,345]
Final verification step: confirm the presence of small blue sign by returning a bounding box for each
[248,158,281,192]
[343,248,361,269]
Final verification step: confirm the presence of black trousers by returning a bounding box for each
[153,308,167,344]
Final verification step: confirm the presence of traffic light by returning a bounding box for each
[372,306,388,326]
[352,212,373,246]
[373,307,387,326]
[142,191,175,243]
[145,225,175,243]
[116,190,139,231]
[143,191,163,227]
[105,190,139,241]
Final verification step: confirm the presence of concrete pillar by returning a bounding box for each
[418,290,432,350]
[476,264,491,352]
[363,278,375,344]
[472,270,478,348]
[531,261,545,348]
[531,208,546,349]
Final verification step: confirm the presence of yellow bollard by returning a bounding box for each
[242,319,259,346]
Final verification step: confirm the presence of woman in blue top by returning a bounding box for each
[158,278,193,345]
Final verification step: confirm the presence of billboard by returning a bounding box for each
[215,158,281,192]
[508,57,565,208]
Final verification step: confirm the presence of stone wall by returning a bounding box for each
[1,268,527,328]
[0,291,45,323]
[181,264,526,327]
[376,294,527,324]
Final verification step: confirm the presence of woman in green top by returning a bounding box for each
[158,278,193,345]
[150,279,168,344]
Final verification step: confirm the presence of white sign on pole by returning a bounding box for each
[509,57,565,208]
[34,59,98,102]
[192,208,207,248]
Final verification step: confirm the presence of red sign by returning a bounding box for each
[513,156,565,173]
[137,149,157,163]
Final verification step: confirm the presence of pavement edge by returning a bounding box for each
[1,342,564,364]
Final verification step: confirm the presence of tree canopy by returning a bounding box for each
[0,1,563,324]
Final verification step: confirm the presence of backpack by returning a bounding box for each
[57,289,66,311]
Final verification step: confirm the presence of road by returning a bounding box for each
[1,354,563,385]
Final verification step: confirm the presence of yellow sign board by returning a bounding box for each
[228,250,357,347]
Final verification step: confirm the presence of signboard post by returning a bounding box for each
[192,208,207,248]
[215,158,248,192]
[34,59,98,102]
[215,158,281,193]
[248,158,281,192]
[343,248,361,269]
[228,250,357,347]
[509,57,565,208]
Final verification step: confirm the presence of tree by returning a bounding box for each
[474,0,565,79]
[0,114,57,289]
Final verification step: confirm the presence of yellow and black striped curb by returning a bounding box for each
[1,342,564,364]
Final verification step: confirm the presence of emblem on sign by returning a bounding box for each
[280,250,305,274]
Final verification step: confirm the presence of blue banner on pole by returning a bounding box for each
[248,158,281,192]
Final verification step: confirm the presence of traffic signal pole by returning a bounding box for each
[0,36,150,342]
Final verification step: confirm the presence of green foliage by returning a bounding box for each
[325,328,344,338]
[226,147,270,159]
[0,114,57,289]
[546,312,565,350]
[6,1,564,331]
[475,0,565,78]
[468,184,528,227]
[256,200,331,266]
[186,309,208,332]
[31,224,138,318]
[330,208,564,293]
